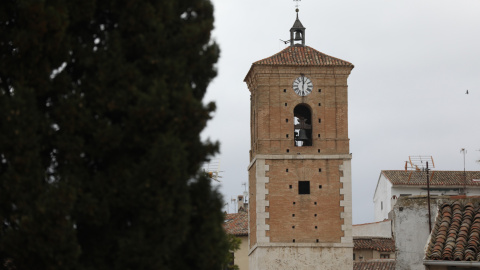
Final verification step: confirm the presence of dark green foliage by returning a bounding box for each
[0,1,229,269]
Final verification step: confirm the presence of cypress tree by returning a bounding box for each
[0,1,229,269]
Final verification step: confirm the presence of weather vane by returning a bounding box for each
[294,0,301,11]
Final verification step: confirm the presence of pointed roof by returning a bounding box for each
[252,46,353,67]
[291,14,305,29]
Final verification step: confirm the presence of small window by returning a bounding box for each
[283,89,287,92]
[286,169,289,172]
[318,89,321,92]
[286,134,289,138]
[289,185,292,189]
[380,254,390,259]
[286,118,289,123]
[381,201,383,210]
[298,181,310,195]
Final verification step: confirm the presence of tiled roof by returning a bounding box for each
[223,211,248,236]
[353,259,396,270]
[426,199,480,261]
[382,170,480,187]
[252,46,353,67]
[354,237,395,252]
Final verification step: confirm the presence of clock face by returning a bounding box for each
[293,76,313,96]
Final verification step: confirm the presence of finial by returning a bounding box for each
[294,0,301,11]
[290,2,306,47]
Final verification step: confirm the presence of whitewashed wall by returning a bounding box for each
[373,174,392,222]
[352,219,391,238]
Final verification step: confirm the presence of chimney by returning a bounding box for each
[238,195,245,212]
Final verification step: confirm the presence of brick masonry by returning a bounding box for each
[245,48,354,270]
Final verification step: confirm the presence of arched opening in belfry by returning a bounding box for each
[294,104,312,147]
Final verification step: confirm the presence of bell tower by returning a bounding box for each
[245,9,354,270]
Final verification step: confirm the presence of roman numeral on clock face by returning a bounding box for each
[292,75,313,96]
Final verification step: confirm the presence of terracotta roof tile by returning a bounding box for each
[382,170,480,187]
[252,46,353,67]
[426,199,480,261]
[223,211,248,236]
[354,237,395,252]
[353,259,396,270]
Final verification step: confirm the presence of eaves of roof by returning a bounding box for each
[244,46,353,82]
[382,170,480,187]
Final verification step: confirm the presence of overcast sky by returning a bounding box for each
[201,0,480,224]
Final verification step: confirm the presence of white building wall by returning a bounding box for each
[392,196,437,270]
[352,219,391,238]
[373,174,392,222]
[249,245,353,270]
[373,172,480,222]
[392,186,480,198]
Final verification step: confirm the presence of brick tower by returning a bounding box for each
[244,10,354,270]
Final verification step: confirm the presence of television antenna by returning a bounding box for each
[231,197,237,213]
[202,158,223,182]
[242,182,248,203]
[406,155,435,233]
[405,156,435,171]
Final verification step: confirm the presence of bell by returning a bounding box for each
[294,31,303,41]
[297,129,309,141]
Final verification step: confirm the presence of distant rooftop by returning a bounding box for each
[382,170,480,187]
[354,259,395,270]
[354,237,395,252]
[223,211,248,237]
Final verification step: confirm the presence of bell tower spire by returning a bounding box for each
[290,7,306,46]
